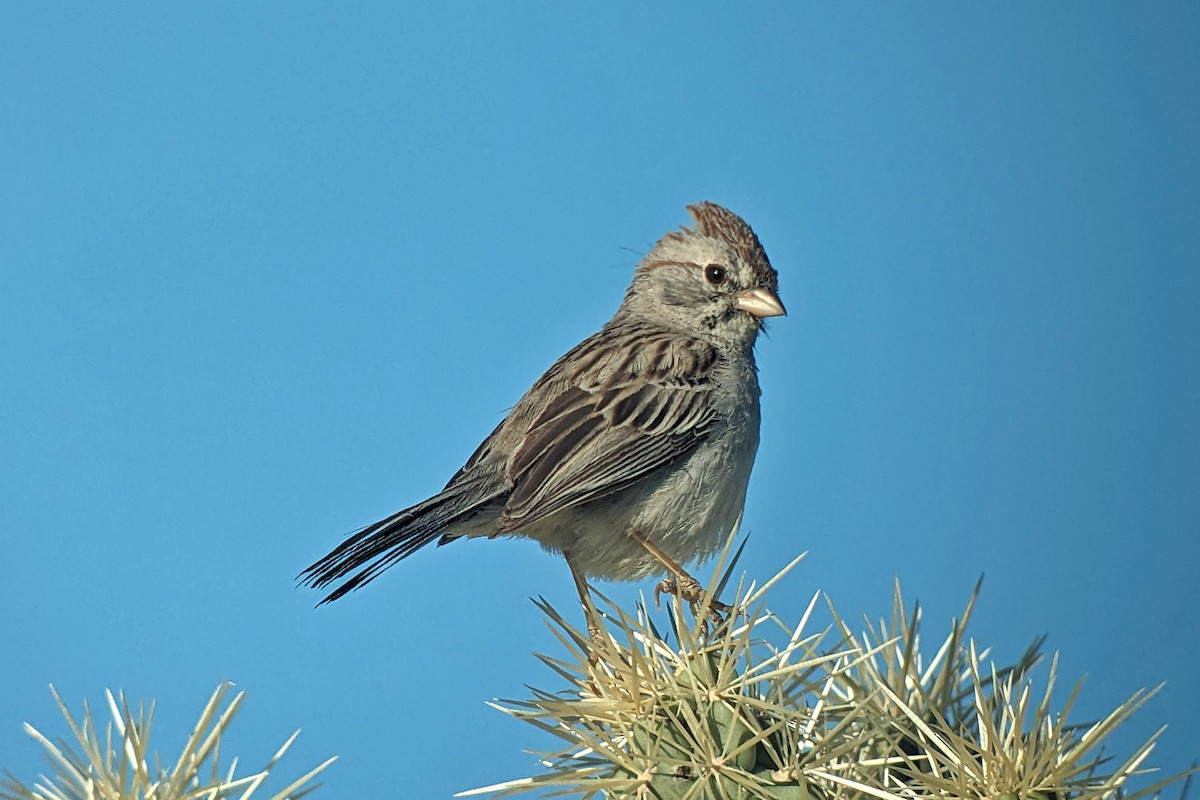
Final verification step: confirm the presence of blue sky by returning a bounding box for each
[2,4,1197,797]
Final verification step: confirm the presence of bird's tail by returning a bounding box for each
[299,476,504,604]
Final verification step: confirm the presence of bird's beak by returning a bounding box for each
[735,287,787,319]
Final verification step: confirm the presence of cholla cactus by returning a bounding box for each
[466,553,1190,800]
[0,683,334,800]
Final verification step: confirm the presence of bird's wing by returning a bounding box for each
[497,326,720,531]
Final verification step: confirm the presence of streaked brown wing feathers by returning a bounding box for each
[499,327,719,530]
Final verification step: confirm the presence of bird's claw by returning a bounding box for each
[653,579,671,610]
[655,576,729,626]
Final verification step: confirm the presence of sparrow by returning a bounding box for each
[301,202,784,628]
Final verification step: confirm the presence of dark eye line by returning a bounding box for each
[645,259,731,288]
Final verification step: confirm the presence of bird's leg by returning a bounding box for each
[628,529,729,624]
[564,549,605,665]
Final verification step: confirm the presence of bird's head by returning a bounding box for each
[621,202,785,348]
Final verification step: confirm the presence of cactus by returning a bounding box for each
[0,683,334,800]
[465,552,1192,800]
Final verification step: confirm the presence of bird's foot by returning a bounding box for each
[654,574,729,626]
[582,614,607,667]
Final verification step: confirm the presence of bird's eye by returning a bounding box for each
[704,264,727,285]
